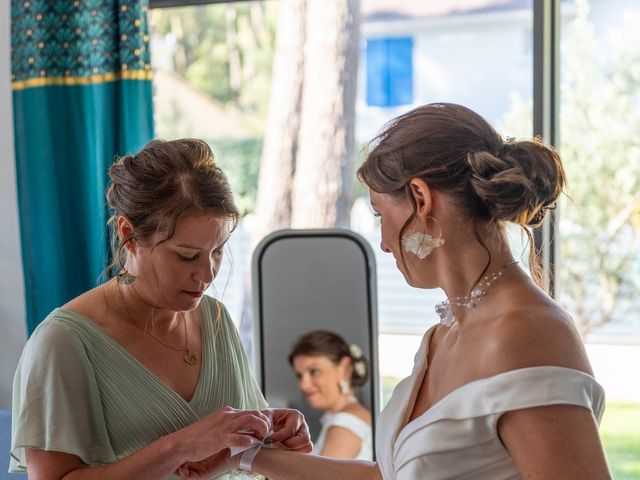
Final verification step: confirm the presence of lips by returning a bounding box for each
[184,290,204,298]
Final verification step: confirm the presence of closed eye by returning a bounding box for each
[178,254,197,261]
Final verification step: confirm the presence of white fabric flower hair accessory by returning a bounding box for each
[402,232,445,259]
[349,344,363,359]
[353,360,367,377]
[349,344,367,377]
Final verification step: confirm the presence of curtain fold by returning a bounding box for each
[11,0,154,334]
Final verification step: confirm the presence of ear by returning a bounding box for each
[116,216,137,254]
[338,356,353,378]
[408,178,433,225]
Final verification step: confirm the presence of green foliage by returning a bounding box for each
[208,138,263,216]
[381,375,400,407]
[150,3,277,114]
[500,0,640,332]
[600,402,640,479]
[150,3,278,217]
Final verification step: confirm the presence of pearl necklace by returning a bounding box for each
[435,261,518,327]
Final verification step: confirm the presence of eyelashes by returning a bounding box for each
[177,250,224,262]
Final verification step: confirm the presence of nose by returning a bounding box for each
[380,240,391,253]
[298,374,313,393]
[194,256,216,285]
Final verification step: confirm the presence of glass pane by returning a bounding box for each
[559,1,640,476]
[150,2,278,323]
[149,0,534,410]
[356,0,534,404]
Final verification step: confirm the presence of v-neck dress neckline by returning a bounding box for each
[10,296,268,480]
[55,305,208,406]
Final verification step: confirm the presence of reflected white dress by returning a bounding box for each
[376,326,606,480]
[313,411,373,461]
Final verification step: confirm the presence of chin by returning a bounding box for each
[172,297,202,313]
[306,398,324,410]
[400,270,419,288]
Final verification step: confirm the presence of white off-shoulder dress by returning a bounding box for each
[376,325,605,480]
[313,411,373,460]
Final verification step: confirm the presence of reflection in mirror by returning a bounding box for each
[252,229,378,459]
[289,330,373,460]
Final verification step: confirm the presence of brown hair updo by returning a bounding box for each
[289,330,369,387]
[357,102,566,284]
[105,138,239,278]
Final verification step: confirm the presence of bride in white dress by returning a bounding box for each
[190,103,611,479]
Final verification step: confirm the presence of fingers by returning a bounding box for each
[266,409,306,443]
[215,407,272,440]
[175,462,205,478]
[226,432,264,449]
[233,412,271,440]
[265,408,313,452]
[280,422,313,452]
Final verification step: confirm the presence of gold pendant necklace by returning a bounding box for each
[115,282,199,366]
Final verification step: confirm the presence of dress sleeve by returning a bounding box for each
[10,318,116,472]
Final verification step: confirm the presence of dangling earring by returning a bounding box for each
[402,216,445,259]
[117,269,137,285]
[339,379,350,395]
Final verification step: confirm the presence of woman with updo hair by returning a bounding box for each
[199,103,612,479]
[10,139,311,479]
[289,330,372,460]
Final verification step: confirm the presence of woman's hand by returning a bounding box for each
[264,408,313,453]
[174,449,237,479]
[176,406,271,463]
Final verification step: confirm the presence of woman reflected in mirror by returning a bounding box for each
[290,330,372,460]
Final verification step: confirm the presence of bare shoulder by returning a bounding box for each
[479,297,592,375]
[341,402,372,425]
[63,283,111,327]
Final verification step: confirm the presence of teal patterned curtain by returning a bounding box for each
[11,0,154,334]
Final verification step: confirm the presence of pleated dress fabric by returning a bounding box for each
[10,296,266,479]
[376,325,606,480]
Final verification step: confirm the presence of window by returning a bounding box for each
[366,37,413,107]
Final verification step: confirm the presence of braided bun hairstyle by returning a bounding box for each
[105,138,239,278]
[289,330,369,387]
[466,139,564,227]
[357,102,565,285]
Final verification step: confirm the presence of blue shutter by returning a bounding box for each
[366,37,414,107]
[388,37,413,106]
[366,38,389,106]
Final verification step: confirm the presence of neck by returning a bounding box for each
[330,394,357,413]
[435,228,518,319]
[110,279,181,333]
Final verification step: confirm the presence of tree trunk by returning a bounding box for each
[225,6,242,99]
[240,0,307,359]
[241,0,360,361]
[291,0,360,228]
[252,0,307,241]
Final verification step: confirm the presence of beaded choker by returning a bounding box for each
[435,260,519,327]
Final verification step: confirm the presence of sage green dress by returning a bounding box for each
[10,295,266,479]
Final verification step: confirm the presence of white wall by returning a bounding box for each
[0,0,27,410]
[356,10,535,143]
